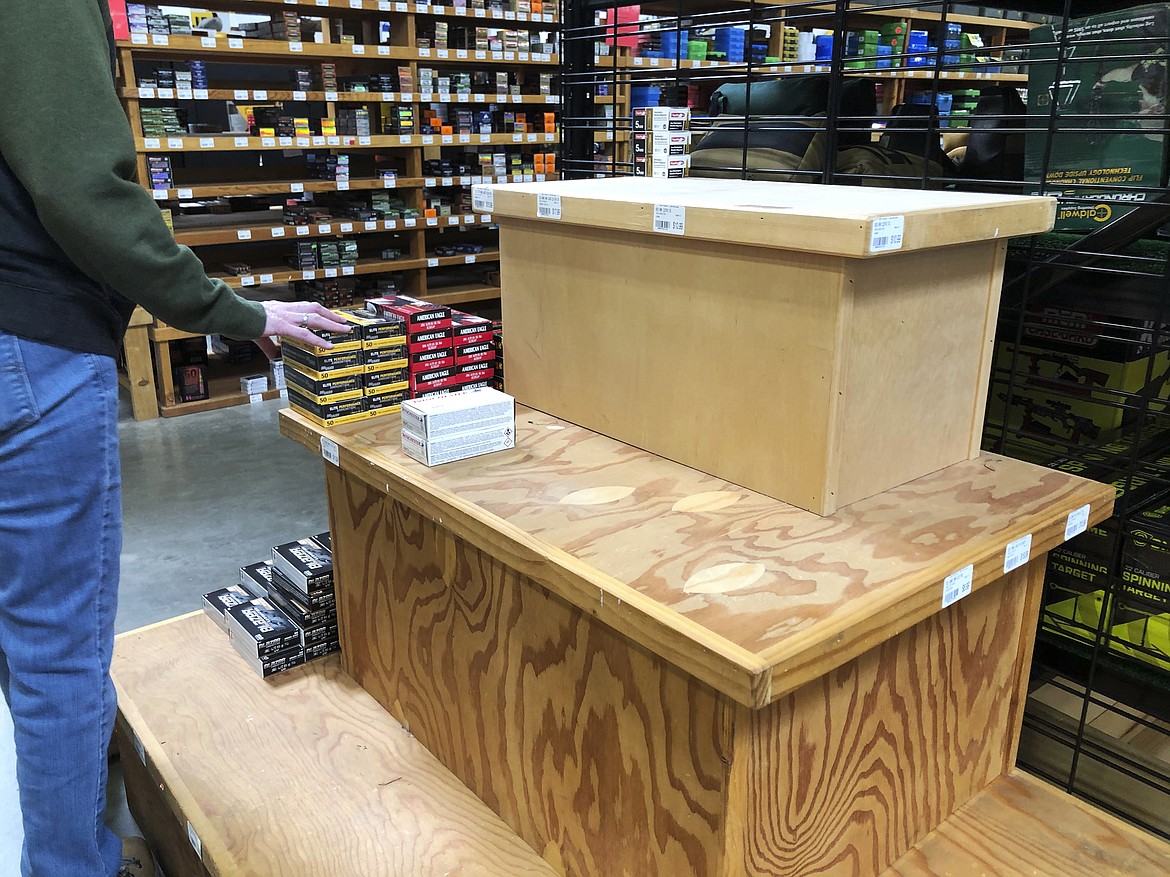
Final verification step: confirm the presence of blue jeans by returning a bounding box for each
[0,330,123,877]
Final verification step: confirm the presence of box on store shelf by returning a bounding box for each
[1026,4,1170,231]
[400,388,515,466]
[240,373,269,395]
[632,106,690,132]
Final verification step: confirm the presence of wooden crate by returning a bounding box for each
[488,178,1055,515]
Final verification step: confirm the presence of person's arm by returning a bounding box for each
[0,0,268,339]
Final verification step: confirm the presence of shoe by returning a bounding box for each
[117,836,157,877]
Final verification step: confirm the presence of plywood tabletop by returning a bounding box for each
[282,407,1112,707]
[485,177,1056,257]
[884,769,1170,876]
[112,612,559,877]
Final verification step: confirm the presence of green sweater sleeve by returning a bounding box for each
[0,0,266,339]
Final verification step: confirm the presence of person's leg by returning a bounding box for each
[0,330,123,877]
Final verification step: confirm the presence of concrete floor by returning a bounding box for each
[0,392,330,873]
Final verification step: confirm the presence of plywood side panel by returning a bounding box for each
[735,567,1031,876]
[835,242,1005,508]
[329,470,738,877]
[501,220,847,514]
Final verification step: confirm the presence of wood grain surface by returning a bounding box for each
[727,564,1033,876]
[282,407,1113,707]
[328,468,736,877]
[486,177,1056,258]
[884,769,1170,876]
[111,612,559,877]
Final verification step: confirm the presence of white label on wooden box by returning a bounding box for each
[427,217,438,226]
[339,222,354,233]
[240,275,256,286]
[404,218,417,227]
[941,564,973,609]
[297,226,310,236]
[144,138,161,149]
[1066,504,1091,540]
[472,186,494,212]
[262,137,276,147]
[342,266,355,275]
[177,188,193,199]
[302,270,315,279]
[536,193,561,220]
[1004,534,1032,574]
[870,215,905,253]
[325,268,338,277]
[131,33,147,44]
[187,822,202,859]
[234,137,249,147]
[260,273,274,284]
[271,227,286,237]
[157,87,175,99]
[199,137,215,148]
[290,183,305,193]
[293,90,308,101]
[289,41,303,52]
[133,732,145,764]
[229,38,244,49]
[254,90,269,100]
[365,221,378,230]
[464,254,476,263]
[321,438,340,465]
[200,36,216,48]
[152,190,167,200]
[152,33,169,45]
[353,45,366,54]
[139,86,156,98]
[318,224,332,234]
[234,89,249,101]
[237,229,252,240]
[653,205,685,235]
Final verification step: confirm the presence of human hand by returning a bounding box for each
[258,301,351,359]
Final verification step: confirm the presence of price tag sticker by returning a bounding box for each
[168,87,185,99]
[442,134,453,144]
[177,188,194,199]
[1004,534,1033,574]
[463,213,474,223]
[262,137,276,147]
[526,133,537,142]
[365,221,378,230]
[457,50,468,60]
[653,204,685,235]
[234,89,249,101]
[351,0,364,6]
[326,136,341,145]
[138,86,156,98]
[339,222,354,233]
[302,270,316,280]
[325,267,338,277]
[293,90,307,101]
[324,90,339,102]
[475,50,486,59]
[187,822,202,859]
[237,229,253,240]
[427,217,438,226]
[194,88,210,100]
[427,257,439,267]
[384,220,396,229]
[544,132,555,141]
[505,10,515,18]
[249,392,263,404]
[297,136,310,146]
[437,49,449,59]
[472,185,494,212]
[399,134,413,145]
[271,227,286,237]
[545,94,559,103]
[535,174,545,182]
[229,37,244,49]
[464,254,476,264]
[425,177,437,187]
[321,437,340,466]
[240,275,256,286]
[353,44,366,54]
[260,273,274,284]
[152,33,169,45]
[379,0,391,8]
[536,193,561,220]
[480,214,491,223]
[199,137,215,149]
[152,189,168,201]
[459,134,471,143]
[396,1,408,9]
[383,178,398,188]
[378,45,391,56]
[434,4,446,11]
[512,133,522,142]
[359,136,372,146]
[404,218,417,227]
[253,90,268,100]
[289,41,303,52]
[131,33,148,44]
[870,215,905,254]
[419,48,431,57]
[311,136,325,146]
[318,224,332,234]
[941,564,974,609]
[446,216,458,225]
[459,175,471,185]
[234,136,250,147]
[290,182,305,193]
[144,137,161,149]
[296,226,310,236]
[493,51,504,60]
[1066,504,1091,540]
[422,135,434,144]
[475,7,485,16]
[317,0,329,6]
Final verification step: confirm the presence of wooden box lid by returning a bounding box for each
[484,177,1056,258]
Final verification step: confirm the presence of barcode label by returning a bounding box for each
[1004,534,1032,573]
[653,204,685,235]
[133,732,145,764]
[236,230,252,240]
[187,822,202,858]
[1065,504,1091,540]
[537,193,561,219]
[472,186,494,212]
[941,564,973,609]
[870,215,905,253]
[249,392,263,404]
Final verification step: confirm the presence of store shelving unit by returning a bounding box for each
[114,0,557,416]
[560,0,1170,841]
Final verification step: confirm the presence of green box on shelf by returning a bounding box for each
[1025,4,1170,231]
